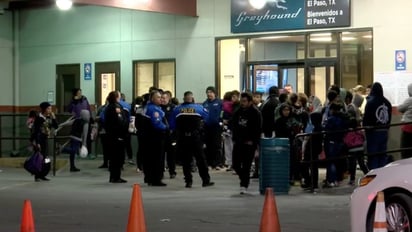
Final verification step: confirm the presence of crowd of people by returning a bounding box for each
[26,81,412,193]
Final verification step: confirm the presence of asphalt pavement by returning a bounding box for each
[0,158,355,232]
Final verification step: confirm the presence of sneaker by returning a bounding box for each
[98,164,108,169]
[322,181,336,188]
[127,159,135,165]
[240,187,247,194]
[151,182,167,187]
[70,167,80,172]
[110,178,127,183]
[202,181,215,187]
[185,182,192,188]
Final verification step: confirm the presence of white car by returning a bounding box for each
[351,158,412,232]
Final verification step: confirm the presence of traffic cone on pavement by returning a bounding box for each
[20,200,35,232]
[373,191,387,232]
[259,188,281,232]
[127,184,146,232]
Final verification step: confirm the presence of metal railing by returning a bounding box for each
[294,121,412,192]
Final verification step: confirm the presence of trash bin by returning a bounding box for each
[259,137,290,195]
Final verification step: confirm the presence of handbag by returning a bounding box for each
[24,151,44,175]
[343,130,365,148]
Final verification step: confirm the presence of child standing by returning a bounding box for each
[32,102,58,181]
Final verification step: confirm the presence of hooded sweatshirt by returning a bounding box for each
[363,82,392,128]
[398,83,412,122]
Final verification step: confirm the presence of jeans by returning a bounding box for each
[366,130,388,170]
[325,141,344,183]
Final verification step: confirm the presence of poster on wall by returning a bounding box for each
[395,50,406,71]
[231,0,351,33]
[84,63,92,80]
[374,72,412,106]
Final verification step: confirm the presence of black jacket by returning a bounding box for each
[104,102,129,139]
[363,82,392,128]
[231,105,262,146]
[260,95,280,136]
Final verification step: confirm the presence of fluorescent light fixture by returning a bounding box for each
[310,37,332,42]
[342,36,356,41]
[363,35,373,39]
[257,36,290,40]
[311,33,332,37]
[249,0,267,9]
[56,0,72,10]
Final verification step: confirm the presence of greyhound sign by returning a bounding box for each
[231,0,350,33]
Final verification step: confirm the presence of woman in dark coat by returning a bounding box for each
[104,91,129,183]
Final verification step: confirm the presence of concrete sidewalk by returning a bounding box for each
[0,158,354,232]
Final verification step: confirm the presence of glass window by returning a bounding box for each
[248,35,305,61]
[341,30,373,90]
[134,60,176,97]
[308,32,338,58]
[158,61,175,96]
[135,63,154,97]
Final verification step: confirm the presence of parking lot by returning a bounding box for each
[0,158,354,232]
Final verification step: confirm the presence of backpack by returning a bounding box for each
[24,151,44,175]
[71,118,85,138]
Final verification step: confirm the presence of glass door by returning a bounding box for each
[278,63,305,94]
[306,61,337,104]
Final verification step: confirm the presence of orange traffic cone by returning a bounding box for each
[259,188,281,232]
[373,191,387,232]
[20,200,35,232]
[127,184,146,232]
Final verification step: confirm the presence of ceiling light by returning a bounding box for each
[249,0,267,9]
[342,37,356,41]
[311,33,332,37]
[56,0,72,10]
[363,35,373,39]
[310,37,332,42]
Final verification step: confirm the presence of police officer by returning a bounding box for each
[145,90,168,186]
[170,91,215,188]
[104,91,129,183]
[161,90,177,179]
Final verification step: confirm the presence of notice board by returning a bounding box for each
[374,72,412,106]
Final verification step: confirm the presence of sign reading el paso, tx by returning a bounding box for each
[231,0,350,33]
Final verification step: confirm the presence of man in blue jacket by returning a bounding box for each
[202,86,223,169]
[145,90,168,186]
[171,91,214,188]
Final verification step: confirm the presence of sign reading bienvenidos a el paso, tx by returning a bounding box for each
[231,0,350,33]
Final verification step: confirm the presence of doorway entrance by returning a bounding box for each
[247,62,305,98]
[95,61,121,106]
[306,60,337,104]
[246,61,336,103]
[56,64,80,114]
